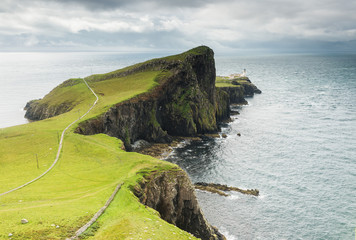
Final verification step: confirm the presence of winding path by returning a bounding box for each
[0,78,98,197]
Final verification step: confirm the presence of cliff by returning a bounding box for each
[218,86,247,104]
[24,47,261,149]
[74,46,230,150]
[134,168,225,240]
[216,76,261,105]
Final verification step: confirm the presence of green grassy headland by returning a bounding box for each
[0,49,200,239]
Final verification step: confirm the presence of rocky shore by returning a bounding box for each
[132,72,262,160]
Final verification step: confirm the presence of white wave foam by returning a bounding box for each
[219,226,238,240]
[227,194,239,200]
[258,193,267,200]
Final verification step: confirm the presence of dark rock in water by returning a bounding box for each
[131,139,151,151]
[195,182,259,196]
[237,133,241,136]
[221,117,233,123]
[230,110,240,115]
[135,169,226,240]
[203,133,221,138]
[195,184,229,197]
[254,88,262,94]
[222,133,227,138]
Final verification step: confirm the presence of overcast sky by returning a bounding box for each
[1,0,355,53]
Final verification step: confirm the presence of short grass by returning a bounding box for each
[89,71,160,115]
[0,64,198,239]
[84,185,197,240]
[215,76,235,87]
[215,75,250,87]
[34,78,88,109]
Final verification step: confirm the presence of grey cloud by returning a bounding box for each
[0,0,355,52]
[43,0,215,10]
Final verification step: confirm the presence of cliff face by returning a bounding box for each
[24,99,74,121]
[216,77,261,105]
[24,78,83,121]
[218,86,247,105]
[215,88,230,121]
[75,46,230,150]
[134,169,225,240]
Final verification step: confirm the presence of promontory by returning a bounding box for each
[1,46,259,240]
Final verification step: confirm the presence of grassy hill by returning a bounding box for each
[0,52,199,239]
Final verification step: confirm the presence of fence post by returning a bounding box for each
[36,154,39,169]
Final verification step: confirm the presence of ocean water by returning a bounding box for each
[167,54,356,239]
[1,52,355,239]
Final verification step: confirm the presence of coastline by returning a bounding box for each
[137,106,260,198]
[2,51,355,239]
[1,46,260,239]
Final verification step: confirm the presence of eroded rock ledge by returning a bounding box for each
[195,182,259,197]
[24,78,84,120]
[134,168,226,240]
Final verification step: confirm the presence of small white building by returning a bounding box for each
[228,69,247,79]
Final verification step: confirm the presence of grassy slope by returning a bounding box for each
[0,66,198,239]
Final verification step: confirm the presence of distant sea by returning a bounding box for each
[1,51,355,240]
[0,51,164,128]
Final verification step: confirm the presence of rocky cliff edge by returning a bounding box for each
[133,167,225,240]
[74,46,230,150]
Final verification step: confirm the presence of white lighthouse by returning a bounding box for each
[242,69,247,77]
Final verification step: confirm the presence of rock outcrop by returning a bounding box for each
[75,46,230,150]
[134,168,226,240]
[216,77,261,105]
[218,86,247,104]
[195,182,259,196]
[24,99,73,121]
[233,78,261,96]
[24,78,83,121]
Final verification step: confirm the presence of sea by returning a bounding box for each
[0,51,355,240]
